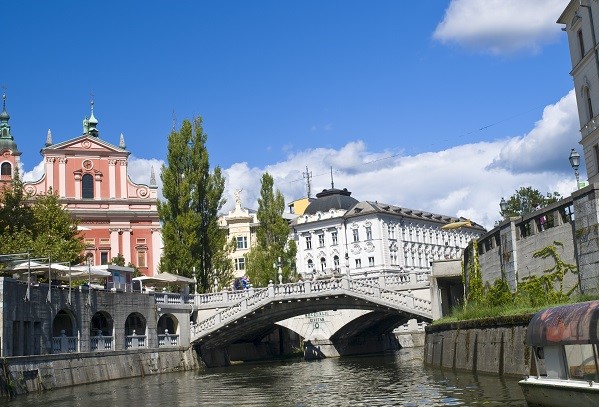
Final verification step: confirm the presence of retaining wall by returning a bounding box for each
[0,346,201,397]
[424,315,534,376]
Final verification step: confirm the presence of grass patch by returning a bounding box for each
[433,293,599,325]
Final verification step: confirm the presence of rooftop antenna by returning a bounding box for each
[303,166,312,198]
[330,166,335,189]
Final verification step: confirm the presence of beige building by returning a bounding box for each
[218,190,258,278]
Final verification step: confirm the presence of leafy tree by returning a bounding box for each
[158,117,231,292]
[500,186,562,218]
[246,173,297,286]
[0,175,83,264]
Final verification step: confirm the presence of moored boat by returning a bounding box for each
[519,300,599,407]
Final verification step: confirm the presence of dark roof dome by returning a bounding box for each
[0,109,9,121]
[303,188,359,215]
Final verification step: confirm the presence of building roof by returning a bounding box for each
[303,187,359,215]
[345,201,486,231]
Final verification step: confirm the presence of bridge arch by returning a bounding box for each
[124,312,146,336]
[157,313,179,335]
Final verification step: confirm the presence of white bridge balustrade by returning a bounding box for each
[52,330,78,353]
[90,335,114,351]
[158,329,179,347]
[125,331,147,349]
[190,276,433,344]
[152,292,195,305]
[194,271,430,309]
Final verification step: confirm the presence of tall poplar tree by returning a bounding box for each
[246,172,296,286]
[158,117,232,292]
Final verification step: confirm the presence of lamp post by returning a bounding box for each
[569,148,581,190]
[273,257,282,285]
[499,197,508,218]
[345,253,350,278]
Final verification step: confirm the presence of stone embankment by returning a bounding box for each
[424,314,534,376]
[0,347,200,397]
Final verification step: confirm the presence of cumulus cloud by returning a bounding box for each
[219,91,582,230]
[488,89,580,173]
[433,0,567,54]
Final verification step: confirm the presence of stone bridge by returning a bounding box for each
[190,275,432,366]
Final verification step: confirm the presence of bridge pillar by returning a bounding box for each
[198,345,230,368]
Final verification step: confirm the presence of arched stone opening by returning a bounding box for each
[125,312,147,349]
[157,314,180,347]
[90,311,114,351]
[52,309,78,353]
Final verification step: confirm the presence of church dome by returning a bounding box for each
[0,109,9,121]
[303,188,359,215]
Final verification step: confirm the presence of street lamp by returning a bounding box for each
[345,253,350,278]
[569,148,581,190]
[499,197,508,218]
[273,257,282,284]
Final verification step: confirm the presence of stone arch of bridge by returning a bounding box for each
[194,294,426,349]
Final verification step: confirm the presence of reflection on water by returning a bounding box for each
[7,348,527,406]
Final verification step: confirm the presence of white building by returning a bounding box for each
[291,186,486,278]
[559,1,599,183]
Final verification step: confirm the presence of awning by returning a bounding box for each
[133,272,194,286]
[526,300,599,346]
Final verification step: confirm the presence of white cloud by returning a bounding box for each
[489,89,580,173]
[433,0,567,54]
[218,90,582,231]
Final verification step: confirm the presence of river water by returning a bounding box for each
[7,348,528,406]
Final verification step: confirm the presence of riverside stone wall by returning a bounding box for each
[0,347,201,397]
[424,315,533,377]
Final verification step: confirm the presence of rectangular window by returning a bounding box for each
[578,29,585,60]
[388,225,395,239]
[100,251,109,265]
[334,256,340,270]
[137,250,147,268]
[306,236,312,250]
[390,254,397,265]
[235,258,245,271]
[565,344,598,381]
[236,236,248,249]
[331,231,338,245]
[355,259,362,268]
[368,256,374,267]
[318,233,325,247]
[366,226,372,240]
[353,229,359,242]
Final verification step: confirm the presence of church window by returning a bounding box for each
[0,162,11,176]
[137,249,147,268]
[586,86,594,120]
[578,29,585,60]
[82,173,94,199]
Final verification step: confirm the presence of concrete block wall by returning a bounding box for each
[424,316,532,376]
[0,347,200,396]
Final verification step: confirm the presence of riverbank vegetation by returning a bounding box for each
[434,239,596,325]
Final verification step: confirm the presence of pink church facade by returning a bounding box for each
[0,96,161,276]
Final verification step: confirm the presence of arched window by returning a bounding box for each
[1,162,11,176]
[320,257,326,271]
[333,255,340,270]
[82,173,94,199]
[307,259,313,271]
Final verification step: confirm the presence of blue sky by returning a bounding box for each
[2,0,579,228]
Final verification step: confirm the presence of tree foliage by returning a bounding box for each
[0,174,84,264]
[245,173,297,286]
[158,117,232,292]
[500,186,562,218]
